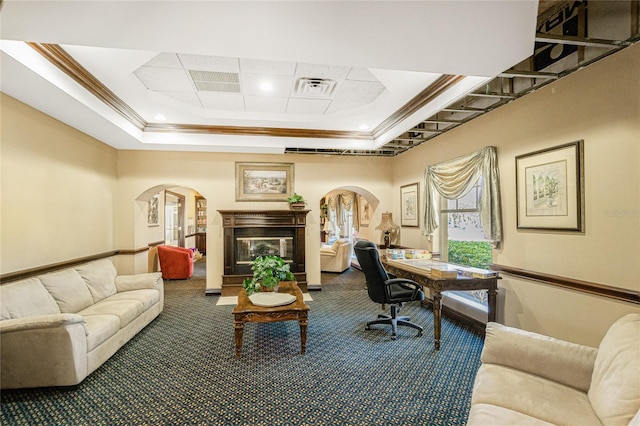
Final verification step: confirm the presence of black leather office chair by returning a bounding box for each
[354,240,425,339]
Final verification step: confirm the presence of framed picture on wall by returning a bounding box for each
[400,182,420,227]
[235,162,294,201]
[360,200,370,227]
[147,194,159,227]
[516,140,584,232]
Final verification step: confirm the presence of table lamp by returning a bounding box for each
[375,212,398,248]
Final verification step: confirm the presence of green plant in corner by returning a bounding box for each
[242,255,295,295]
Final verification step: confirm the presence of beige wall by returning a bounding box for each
[1,94,117,273]
[114,151,393,288]
[2,43,638,347]
[391,42,640,346]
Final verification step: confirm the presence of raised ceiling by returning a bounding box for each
[1,1,636,156]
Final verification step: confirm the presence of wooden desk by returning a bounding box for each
[382,258,498,350]
[232,282,310,358]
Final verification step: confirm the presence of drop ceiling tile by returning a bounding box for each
[286,98,331,115]
[134,66,194,92]
[197,92,245,111]
[244,96,288,113]
[295,63,351,80]
[325,100,366,114]
[241,74,293,97]
[333,80,385,103]
[156,91,203,108]
[144,52,183,69]
[239,58,296,76]
[177,54,240,73]
[346,67,378,82]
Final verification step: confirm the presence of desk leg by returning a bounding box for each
[433,291,442,350]
[488,286,497,323]
[234,321,244,358]
[299,318,308,354]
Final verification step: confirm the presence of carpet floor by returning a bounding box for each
[1,264,485,425]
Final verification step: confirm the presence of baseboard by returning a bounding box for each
[307,283,322,291]
[205,288,221,296]
[421,299,487,336]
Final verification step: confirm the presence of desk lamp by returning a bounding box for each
[375,212,398,248]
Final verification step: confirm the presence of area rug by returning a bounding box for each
[1,267,485,426]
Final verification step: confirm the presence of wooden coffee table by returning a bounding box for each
[232,281,310,358]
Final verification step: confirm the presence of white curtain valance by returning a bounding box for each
[423,146,503,248]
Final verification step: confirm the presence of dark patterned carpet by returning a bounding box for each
[0,262,484,425]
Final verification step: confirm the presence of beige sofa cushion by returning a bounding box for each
[588,314,640,425]
[467,403,555,425]
[0,278,61,320]
[79,299,144,329]
[472,363,601,425]
[75,259,117,303]
[81,314,121,351]
[39,269,94,313]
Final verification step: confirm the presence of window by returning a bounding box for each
[440,179,492,310]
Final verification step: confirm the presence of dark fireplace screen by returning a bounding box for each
[236,237,294,264]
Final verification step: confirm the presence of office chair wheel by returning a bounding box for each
[417,330,423,337]
[391,334,397,340]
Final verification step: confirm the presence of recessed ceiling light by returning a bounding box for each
[358,124,370,130]
[259,81,274,92]
[154,114,167,122]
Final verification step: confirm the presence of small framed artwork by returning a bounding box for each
[360,200,370,227]
[235,162,294,201]
[400,182,420,227]
[148,194,159,227]
[516,140,584,232]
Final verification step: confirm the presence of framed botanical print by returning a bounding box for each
[400,182,419,227]
[516,140,584,232]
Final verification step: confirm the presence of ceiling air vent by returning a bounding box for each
[294,78,336,98]
[189,70,240,93]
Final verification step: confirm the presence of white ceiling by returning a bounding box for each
[0,1,538,154]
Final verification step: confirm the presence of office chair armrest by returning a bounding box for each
[385,278,423,299]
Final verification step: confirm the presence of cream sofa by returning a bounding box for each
[468,314,640,425]
[321,240,352,273]
[0,259,164,389]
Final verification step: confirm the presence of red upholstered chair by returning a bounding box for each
[157,245,194,280]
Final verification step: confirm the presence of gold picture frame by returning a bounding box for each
[235,162,294,201]
[516,140,584,232]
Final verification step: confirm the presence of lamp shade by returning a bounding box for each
[375,212,398,232]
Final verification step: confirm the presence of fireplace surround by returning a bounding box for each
[218,210,309,296]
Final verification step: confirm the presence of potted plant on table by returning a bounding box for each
[287,192,307,210]
[242,255,296,295]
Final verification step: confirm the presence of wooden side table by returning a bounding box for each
[232,282,310,358]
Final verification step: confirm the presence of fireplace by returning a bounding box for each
[218,210,309,296]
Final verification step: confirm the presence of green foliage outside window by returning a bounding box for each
[447,240,492,269]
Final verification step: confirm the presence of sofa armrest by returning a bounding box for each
[481,322,598,392]
[320,247,337,256]
[115,272,163,292]
[1,314,85,334]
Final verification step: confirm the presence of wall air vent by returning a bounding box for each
[189,70,240,93]
[294,78,336,98]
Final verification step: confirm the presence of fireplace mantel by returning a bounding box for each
[218,210,310,296]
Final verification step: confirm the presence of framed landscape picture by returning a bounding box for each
[516,140,584,232]
[400,182,419,227]
[235,162,294,201]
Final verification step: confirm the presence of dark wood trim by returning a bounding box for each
[28,43,147,129]
[144,123,372,140]
[148,240,165,248]
[0,245,160,284]
[490,263,640,305]
[1,251,118,283]
[373,74,465,138]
